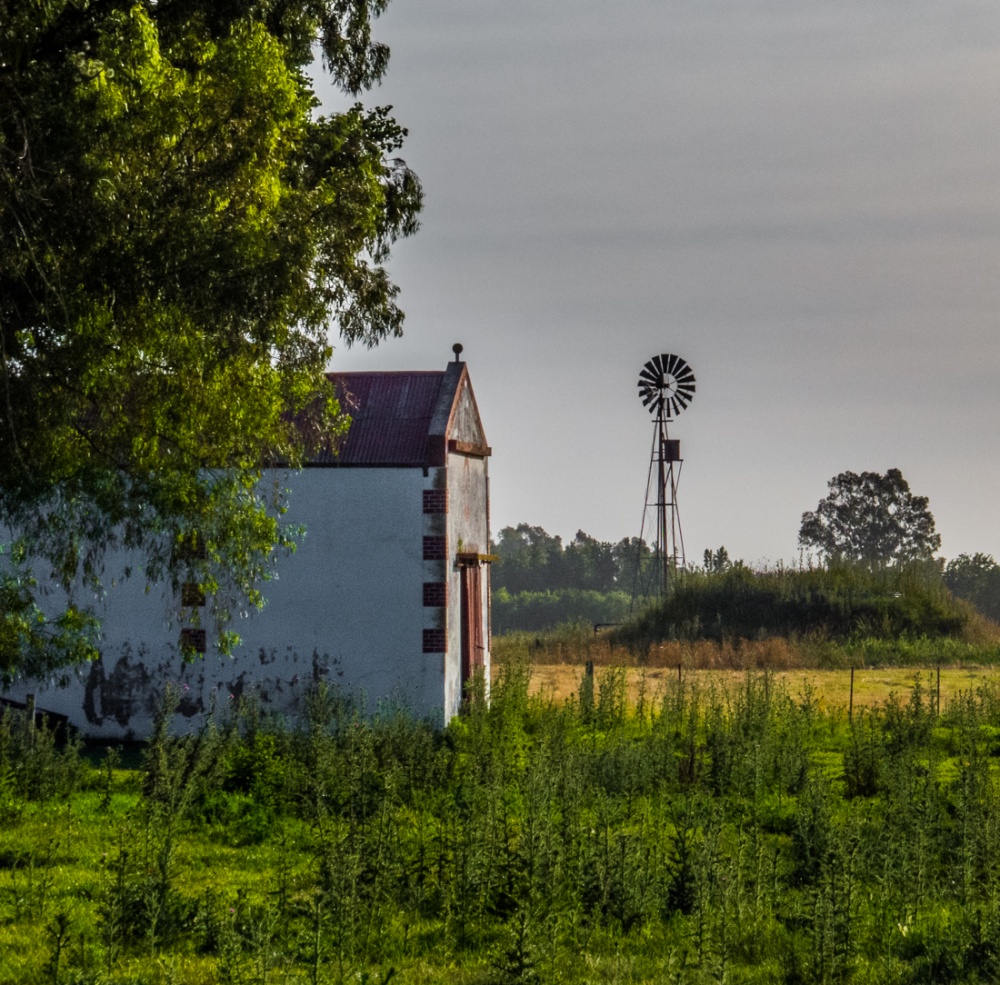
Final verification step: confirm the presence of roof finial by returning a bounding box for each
[452,342,464,363]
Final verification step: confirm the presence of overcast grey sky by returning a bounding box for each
[321,0,1000,565]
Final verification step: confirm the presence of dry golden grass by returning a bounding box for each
[959,605,1000,645]
[516,663,1000,712]
[503,634,810,669]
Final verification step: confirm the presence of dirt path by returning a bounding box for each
[518,664,1000,711]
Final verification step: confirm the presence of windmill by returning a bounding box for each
[635,354,696,599]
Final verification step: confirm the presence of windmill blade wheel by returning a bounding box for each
[637,354,696,417]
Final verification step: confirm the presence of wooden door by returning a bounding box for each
[460,562,485,688]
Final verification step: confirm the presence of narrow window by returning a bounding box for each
[174,533,207,561]
[181,583,206,607]
[180,628,207,654]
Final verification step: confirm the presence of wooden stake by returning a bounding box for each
[26,693,35,746]
[849,667,854,723]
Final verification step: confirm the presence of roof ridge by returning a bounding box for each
[326,370,445,378]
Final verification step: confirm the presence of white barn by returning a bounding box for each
[2,353,492,736]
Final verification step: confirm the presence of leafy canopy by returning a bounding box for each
[0,0,422,677]
[491,524,654,595]
[798,468,941,568]
[945,553,1000,623]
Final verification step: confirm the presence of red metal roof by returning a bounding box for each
[313,371,447,466]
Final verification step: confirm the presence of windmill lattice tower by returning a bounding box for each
[635,354,696,600]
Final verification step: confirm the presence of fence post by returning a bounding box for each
[848,668,854,723]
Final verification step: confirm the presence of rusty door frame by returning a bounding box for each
[458,559,485,691]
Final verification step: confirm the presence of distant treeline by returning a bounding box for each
[492,588,641,635]
[490,523,656,594]
[490,523,1000,637]
[489,524,658,632]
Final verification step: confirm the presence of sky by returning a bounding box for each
[318,0,1000,566]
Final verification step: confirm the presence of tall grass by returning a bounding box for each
[7,668,1000,981]
[496,627,1000,670]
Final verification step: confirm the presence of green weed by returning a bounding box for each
[6,672,1000,981]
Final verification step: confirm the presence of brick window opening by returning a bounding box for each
[423,628,447,653]
[423,536,447,560]
[180,628,207,654]
[423,582,447,607]
[181,583,206,607]
[174,533,207,562]
[423,489,449,514]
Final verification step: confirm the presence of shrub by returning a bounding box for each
[614,563,969,647]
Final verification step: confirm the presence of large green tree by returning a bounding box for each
[799,468,941,568]
[0,0,421,677]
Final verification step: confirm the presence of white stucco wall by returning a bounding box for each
[3,466,457,736]
[238,467,443,718]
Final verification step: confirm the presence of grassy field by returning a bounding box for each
[493,614,1000,713]
[7,663,1000,983]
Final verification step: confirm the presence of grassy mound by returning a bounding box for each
[614,564,985,648]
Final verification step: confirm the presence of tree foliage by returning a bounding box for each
[491,524,655,595]
[489,525,665,632]
[702,546,732,573]
[0,0,421,675]
[945,553,1000,623]
[491,588,637,634]
[798,469,941,568]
